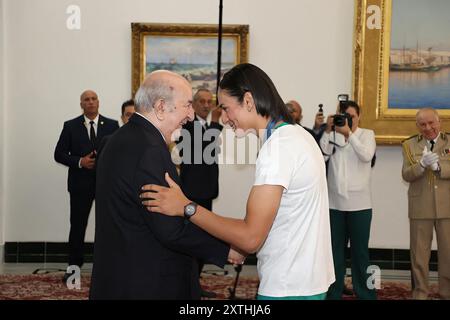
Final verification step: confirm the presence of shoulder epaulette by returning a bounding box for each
[401,134,418,144]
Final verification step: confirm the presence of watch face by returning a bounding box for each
[186,205,195,216]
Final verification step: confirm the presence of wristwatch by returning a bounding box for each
[184,202,198,219]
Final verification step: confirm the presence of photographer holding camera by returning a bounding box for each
[319,97,377,300]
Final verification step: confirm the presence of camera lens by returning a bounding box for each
[333,115,345,127]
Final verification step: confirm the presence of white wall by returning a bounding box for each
[0,0,6,246]
[2,0,425,249]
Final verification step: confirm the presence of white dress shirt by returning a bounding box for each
[78,115,99,168]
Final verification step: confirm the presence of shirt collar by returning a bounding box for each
[84,114,99,126]
[135,112,166,143]
[196,114,207,127]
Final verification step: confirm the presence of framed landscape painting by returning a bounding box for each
[131,23,249,96]
[353,0,450,144]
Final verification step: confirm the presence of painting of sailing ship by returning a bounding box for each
[389,0,450,109]
[144,36,237,93]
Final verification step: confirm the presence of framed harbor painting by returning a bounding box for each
[131,23,249,97]
[353,0,450,144]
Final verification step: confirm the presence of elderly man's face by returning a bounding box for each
[166,82,194,141]
[193,90,214,120]
[80,91,99,118]
[416,110,441,140]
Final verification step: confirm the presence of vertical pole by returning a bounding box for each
[216,0,223,96]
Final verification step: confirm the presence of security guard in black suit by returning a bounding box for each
[54,90,119,277]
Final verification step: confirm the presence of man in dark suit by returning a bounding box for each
[120,99,136,125]
[54,90,119,281]
[89,71,240,300]
[177,88,223,298]
[286,100,318,141]
[178,88,222,211]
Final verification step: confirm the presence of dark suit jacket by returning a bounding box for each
[178,118,223,200]
[54,114,119,194]
[302,125,318,142]
[89,114,229,300]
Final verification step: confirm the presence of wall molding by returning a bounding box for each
[3,242,438,271]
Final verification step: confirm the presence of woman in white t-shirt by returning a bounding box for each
[141,63,335,300]
[320,100,377,300]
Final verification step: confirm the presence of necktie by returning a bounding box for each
[90,121,96,145]
[430,140,435,151]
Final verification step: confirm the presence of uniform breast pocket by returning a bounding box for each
[412,153,422,163]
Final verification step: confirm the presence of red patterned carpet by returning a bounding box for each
[0,273,440,300]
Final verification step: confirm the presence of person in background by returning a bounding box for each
[96,99,136,156]
[54,90,119,283]
[177,88,223,298]
[285,100,316,140]
[320,100,377,300]
[121,99,136,125]
[313,107,327,140]
[402,108,450,300]
[141,63,335,300]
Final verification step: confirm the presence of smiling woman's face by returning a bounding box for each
[218,89,256,138]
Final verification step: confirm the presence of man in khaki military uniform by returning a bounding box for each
[402,108,450,300]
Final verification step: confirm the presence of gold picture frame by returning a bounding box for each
[131,23,249,97]
[353,0,450,144]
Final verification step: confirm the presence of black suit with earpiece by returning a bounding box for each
[54,114,119,267]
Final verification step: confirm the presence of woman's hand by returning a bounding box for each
[140,173,190,216]
[335,119,351,139]
[325,115,334,133]
[228,247,246,265]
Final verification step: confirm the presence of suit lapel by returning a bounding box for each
[434,133,446,154]
[78,115,91,145]
[416,136,427,154]
[97,115,105,139]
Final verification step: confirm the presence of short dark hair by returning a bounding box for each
[339,100,360,116]
[219,63,294,124]
[121,99,135,115]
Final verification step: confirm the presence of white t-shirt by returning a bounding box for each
[254,124,335,297]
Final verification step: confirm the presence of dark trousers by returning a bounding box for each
[327,209,377,300]
[191,198,213,275]
[68,191,95,267]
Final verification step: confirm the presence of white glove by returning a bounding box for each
[420,147,439,170]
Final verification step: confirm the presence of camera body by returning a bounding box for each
[333,113,353,129]
[333,94,353,129]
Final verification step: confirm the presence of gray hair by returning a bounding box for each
[193,88,212,101]
[416,107,440,123]
[134,78,175,113]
